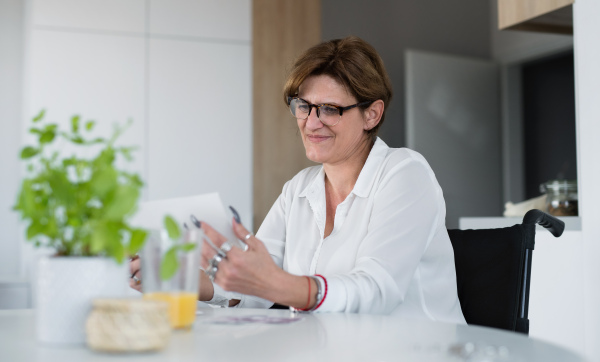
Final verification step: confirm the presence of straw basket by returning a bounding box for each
[86,299,171,352]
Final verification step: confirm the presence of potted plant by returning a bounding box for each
[13,110,147,345]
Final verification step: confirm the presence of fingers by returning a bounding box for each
[199,219,257,288]
[200,241,218,270]
[198,222,227,270]
[128,258,142,292]
[231,218,258,248]
[201,222,227,248]
[129,258,140,277]
[200,246,214,270]
[129,277,142,292]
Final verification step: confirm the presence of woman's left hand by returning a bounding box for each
[200,219,282,300]
[128,256,142,292]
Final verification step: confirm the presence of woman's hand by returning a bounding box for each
[128,253,216,301]
[129,256,142,292]
[200,220,283,301]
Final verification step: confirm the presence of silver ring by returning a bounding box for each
[209,254,223,268]
[207,252,225,282]
[206,265,218,282]
[244,233,253,241]
[204,235,226,257]
[220,241,233,254]
[132,275,141,285]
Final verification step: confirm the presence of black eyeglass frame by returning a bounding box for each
[286,96,374,124]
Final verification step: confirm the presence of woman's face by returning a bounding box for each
[296,75,371,166]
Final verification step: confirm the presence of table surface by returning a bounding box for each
[0,308,588,362]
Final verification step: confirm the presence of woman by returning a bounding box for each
[132,36,465,322]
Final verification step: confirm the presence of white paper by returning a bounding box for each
[131,192,236,245]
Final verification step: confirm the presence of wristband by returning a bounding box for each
[311,274,327,311]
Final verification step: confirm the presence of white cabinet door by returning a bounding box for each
[31,0,145,33]
[27,30,146,177]
[147,38,252,227]
[149,0,251,41]
[406,50,501,228]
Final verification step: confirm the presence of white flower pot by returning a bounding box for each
[36,256,128,345]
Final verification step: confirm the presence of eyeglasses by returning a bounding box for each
[287,96,373,127]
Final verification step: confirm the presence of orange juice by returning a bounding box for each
[144,292,197,329]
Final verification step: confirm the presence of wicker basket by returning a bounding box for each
[86,298,171,352]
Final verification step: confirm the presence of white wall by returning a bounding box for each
[0,0,24,279]
[0,0,252,300]
[573,0,600,360]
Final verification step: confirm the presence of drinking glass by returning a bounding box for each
[141,228,202,329]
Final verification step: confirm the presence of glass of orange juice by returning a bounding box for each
[141,228,202,329]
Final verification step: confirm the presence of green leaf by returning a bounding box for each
[26,221,44,240]
[62,157,77,167]
[90,137,105,144]
[120,147,133,161]
[93,148,115,168]
[110,242,126,264]
[90,227,106,254]
[90,221,121,254]
[180,243,196,252]
[102,185,138,220]
[67,217,81,227]
[20,147,39,159]
[71,115,80,133]
[15,180,40,219]
[128,228,147,255]
[121,172,143,188]
[32,109,45,123]
[39,129,56,144]
[85,120,95,131]
[90,166,117,196]
[47,170,74,206]
[29,128,42,135]
[164,215,180,240]
[160,247,179,280]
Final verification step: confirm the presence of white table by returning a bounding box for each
[0,308,587,361]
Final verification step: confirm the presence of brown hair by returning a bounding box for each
[283,36,393,139]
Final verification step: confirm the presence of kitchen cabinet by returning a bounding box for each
[498,0,574,34]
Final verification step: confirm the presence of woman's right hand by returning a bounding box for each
[129,256,142,292]
[199,220,313,309]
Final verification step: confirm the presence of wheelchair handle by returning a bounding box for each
[522,209,565,237]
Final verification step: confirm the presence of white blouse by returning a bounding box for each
[212,138,465,323]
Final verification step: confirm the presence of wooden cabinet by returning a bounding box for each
[498,0,574,34]
[252,0,321,227]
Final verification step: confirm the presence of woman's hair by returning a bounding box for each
[283,36,393,139]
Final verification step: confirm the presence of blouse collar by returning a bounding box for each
[299,137,389,199]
